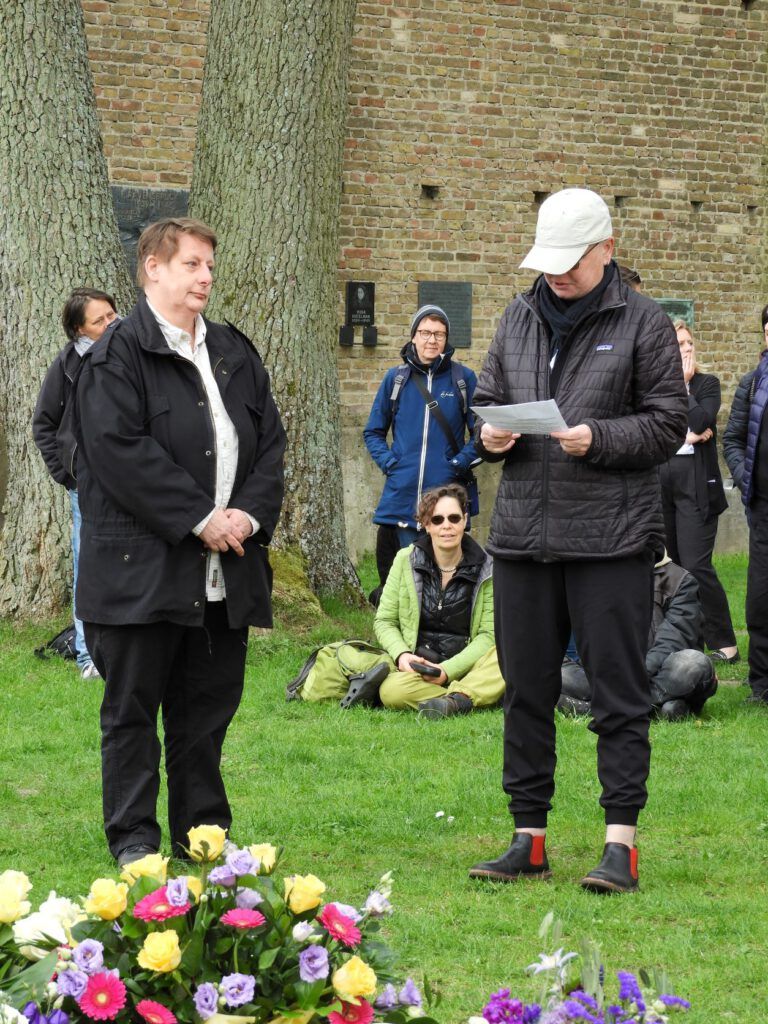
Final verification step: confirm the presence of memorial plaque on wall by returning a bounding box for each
[112,185,189,284]
[656,298,694,327]
[345,282,375,326]
[417,281,472,348]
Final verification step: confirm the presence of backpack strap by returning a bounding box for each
[451,363,468,417]
[389,366,411,418]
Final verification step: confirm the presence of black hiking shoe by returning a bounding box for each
[556,693,591,717]
[339,663,389,709]
[116,843,158,868]
[469,833,552,882]
[656,699,691,721]
[418,693,473,719]
[580,843,639,894]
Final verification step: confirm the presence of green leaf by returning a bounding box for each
[214,936,234,955]
[1,951,59,1008]
[181,929,205,976]
[258,946,280,970]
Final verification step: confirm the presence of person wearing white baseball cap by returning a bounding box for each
[469,187,688,893]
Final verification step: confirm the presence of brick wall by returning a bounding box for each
[82,0,766,553]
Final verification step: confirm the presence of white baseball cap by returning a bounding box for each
[520,188,613,275]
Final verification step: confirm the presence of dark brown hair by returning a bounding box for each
[61,287,117,342]
[136,217,217,287]
[417,483,468,526]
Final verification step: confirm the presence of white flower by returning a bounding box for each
[12,891,85,960]
[435,811,445,818]
[468,1017,489,1024]
[526,948,578,982]
[292,921,316,942]
[0,1005,27,1024]
[447,815,455,823]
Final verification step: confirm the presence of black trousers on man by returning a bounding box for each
[85,602,248,858]
[746,497,768,700]
[494,554,654,829]
[660,456,736,650]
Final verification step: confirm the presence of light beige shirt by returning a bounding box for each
[147,302,258,601]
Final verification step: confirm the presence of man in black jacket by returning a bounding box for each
[75,218,286,865]
[468,188,687,892]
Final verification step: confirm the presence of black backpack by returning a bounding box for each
[34,624,77,661]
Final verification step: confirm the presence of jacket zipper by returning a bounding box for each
[415,370,432,513]
[520,294,627,561]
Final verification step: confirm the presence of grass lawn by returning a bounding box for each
[0,553,763,1023]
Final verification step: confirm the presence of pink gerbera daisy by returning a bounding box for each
[136,1000,177,1024]
[78,972,127,1021]
[328,1000,374,1024]
[220,908,266,929]
[134,886,190,922]
[318,904,361,947]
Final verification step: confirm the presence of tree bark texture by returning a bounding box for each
[0,1,133,617]
[190,0,359,594]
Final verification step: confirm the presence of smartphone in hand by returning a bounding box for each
[413,663,442,678]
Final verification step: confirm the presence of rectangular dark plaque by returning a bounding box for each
[345,281,375,326]
[656,298,694,327]
[417,281,472,348]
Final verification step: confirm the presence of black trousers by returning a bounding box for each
[494,555,653,828]
[747,497,768,699]
[660,456,736,649]
[85,602,248,857]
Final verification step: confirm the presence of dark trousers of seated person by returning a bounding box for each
[660,457,736,650]
[494,554,653,829]
[747,497,768,698]
[85,602,248,858]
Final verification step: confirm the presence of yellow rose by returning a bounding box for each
[120,854,168,886]
[184,876,203,902]
[332,956,377,1002]
[137,930,181,973]
[0,871,31,900]
[187,825,227,862]
[284,874,325,914]
[0,881,30,924]
[84,878,128,921]
[248,844,277,874]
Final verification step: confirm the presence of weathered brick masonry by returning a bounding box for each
[83,0,767,553]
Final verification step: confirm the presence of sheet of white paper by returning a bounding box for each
[471,399,568,435]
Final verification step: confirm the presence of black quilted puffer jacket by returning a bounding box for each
[473,270,688,561]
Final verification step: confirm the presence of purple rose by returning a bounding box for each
[298,945,329,983]
[328,901,361,923]
[375,985,399,1010]
[193,983,219,1021]
[209,865,237,887]
[363,890,392,917]
[235,887,263,910]
[72,939,104,976]
[56,968,89,999]
[225,848,256,877]
[399,978,422,1008]
[166,877,189,907]
[221,973,256,1008]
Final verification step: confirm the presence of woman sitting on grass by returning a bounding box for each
[287,483,503,718]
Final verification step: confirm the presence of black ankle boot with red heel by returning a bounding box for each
[469,833,552,882]
[580,843,639,893]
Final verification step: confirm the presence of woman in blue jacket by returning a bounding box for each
[363,304,479,583]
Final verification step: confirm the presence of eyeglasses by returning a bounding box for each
[569,242,600,271]
[416,329,447,343]
[429,513,464,525]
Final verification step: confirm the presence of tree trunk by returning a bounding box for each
[190,0,359,595]
[0,1,133,617]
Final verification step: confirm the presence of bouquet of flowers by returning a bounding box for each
[470,915,690,1024]
[0,827,439,1024]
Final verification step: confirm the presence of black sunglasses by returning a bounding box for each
[430,513,464,525]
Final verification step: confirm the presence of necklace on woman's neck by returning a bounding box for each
[436,559,461,573]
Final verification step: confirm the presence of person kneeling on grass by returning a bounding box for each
[559,551,718,722]
[287,483,503,718]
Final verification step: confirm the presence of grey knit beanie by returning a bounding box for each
[410,304,450,339]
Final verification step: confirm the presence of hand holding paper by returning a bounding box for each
[472,399,568,435]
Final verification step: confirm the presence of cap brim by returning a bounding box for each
[519,242,590,276]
